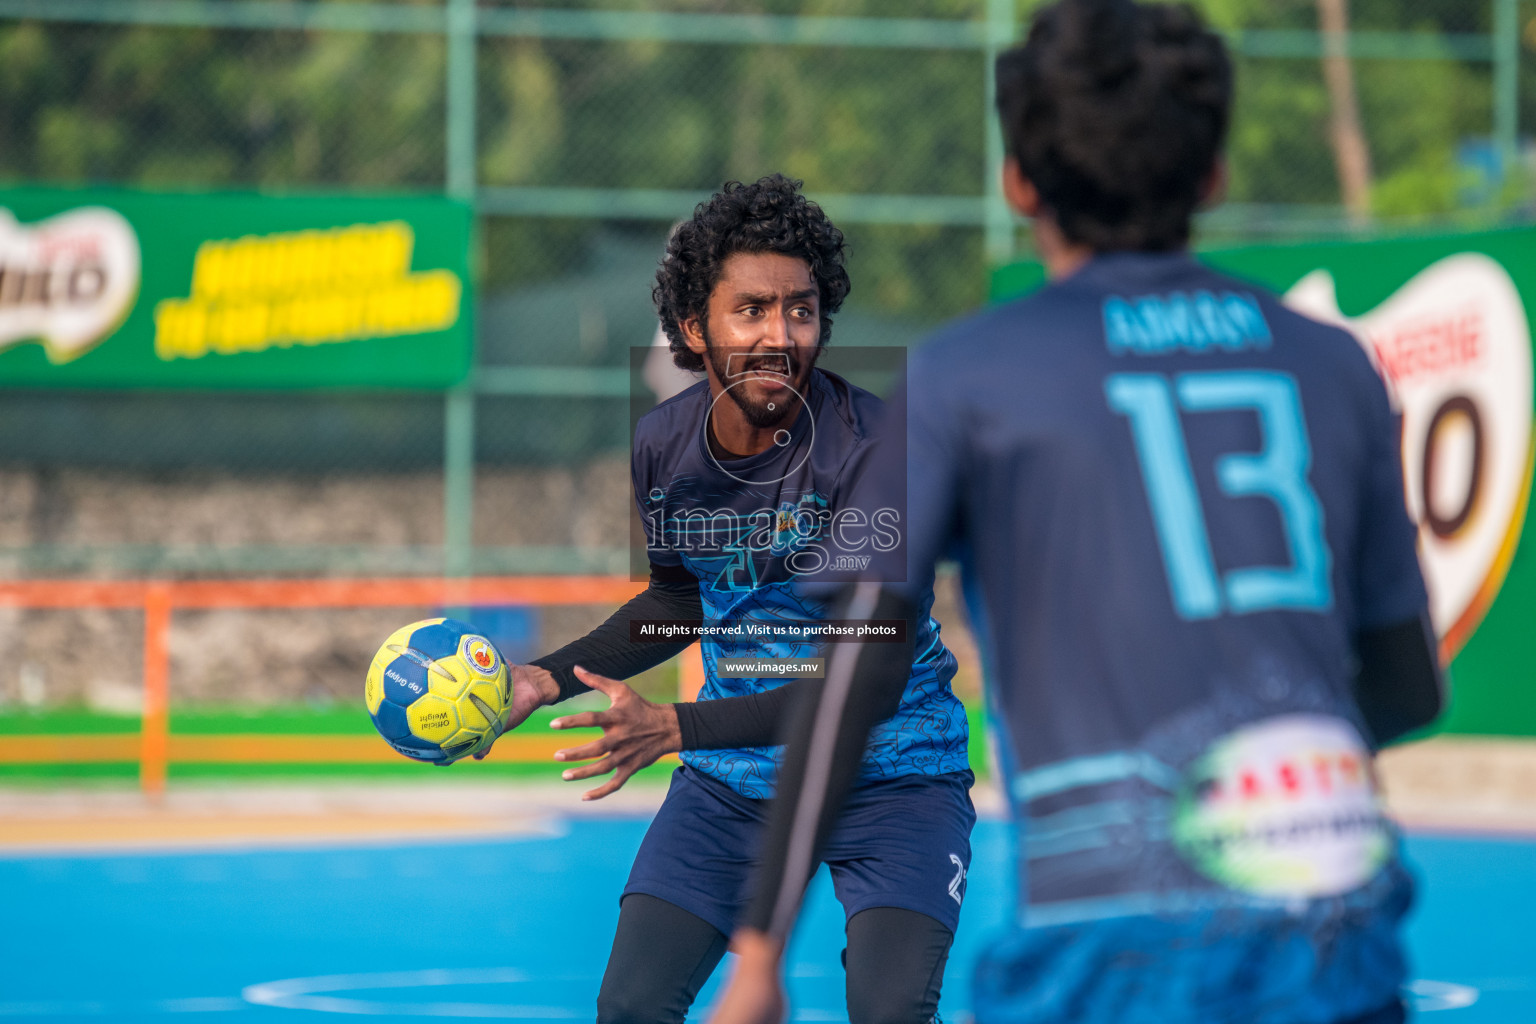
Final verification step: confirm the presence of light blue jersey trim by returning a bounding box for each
[1022,890,1235,928]
[1011,751,1183,803]
[1023,799,1173,860]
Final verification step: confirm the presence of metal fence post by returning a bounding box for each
[447,0,478,200]
[444,383,476,578]
[1494,0,1520,169]
[140,584,172,800]
[983,0,1015,266]
[446,0,478,578]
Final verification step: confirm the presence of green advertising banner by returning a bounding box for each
[0,188,472,388]
[993,228,1536,737]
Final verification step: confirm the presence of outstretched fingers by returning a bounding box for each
[573,665,627,699]
[554,735,612,763]
[562,755,617,782]
[550,710,609,731]
[580,772,632,802]
[552,666,653,800]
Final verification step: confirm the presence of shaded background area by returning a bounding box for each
[0,0,1532,721]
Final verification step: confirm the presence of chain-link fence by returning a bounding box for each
[0,1,1531,710]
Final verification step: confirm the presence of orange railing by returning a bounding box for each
[0,576,674,797]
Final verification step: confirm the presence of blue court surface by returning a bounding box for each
[1,818,1532,1023]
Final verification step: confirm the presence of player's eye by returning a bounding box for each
[790,305,812,319]
[741,305,763,317]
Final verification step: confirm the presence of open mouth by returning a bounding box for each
[724,352,794,383]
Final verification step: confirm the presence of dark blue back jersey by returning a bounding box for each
[894,253,1427,922]
[634,369,967,798]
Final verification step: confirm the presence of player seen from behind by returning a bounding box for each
[713,4,1444,1024]
[480,175,975,1024]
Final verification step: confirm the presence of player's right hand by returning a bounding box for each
[472,663,559,761]
[549,665,682,800]
[707,929,787,1024]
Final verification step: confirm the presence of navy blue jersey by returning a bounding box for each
[886,252,1428,1022]
[634,369,968,798]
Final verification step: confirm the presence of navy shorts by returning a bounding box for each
[624,764,976,937]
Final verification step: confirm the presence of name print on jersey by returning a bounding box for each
[1103,290,1272,356]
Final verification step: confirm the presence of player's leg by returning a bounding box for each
[823,770,976,1024]
[1338,1001,1406,1024]
[603,765,762,1022]
[596,893,729,1024]
[843,907,953,1024]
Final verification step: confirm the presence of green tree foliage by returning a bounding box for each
[0,18,447,187]
[1191,0,1524,225]
[0,0,1525,321]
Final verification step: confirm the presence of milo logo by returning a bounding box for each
[0,206,141,364]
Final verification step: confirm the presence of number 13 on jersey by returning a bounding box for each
[1105,370,1333,620]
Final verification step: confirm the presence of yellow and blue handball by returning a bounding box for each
[364,618,511,765]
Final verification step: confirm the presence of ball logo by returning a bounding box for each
[384,666,422,695]
[1287,254,1534,659]
[1172,714,1389,899]
[0,206,142,364]
[462,636,500,675]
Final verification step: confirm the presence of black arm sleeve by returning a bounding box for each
[740,583,915,940]
[530,562,701,704]
[675,682,806,751]
[1354,612,1445,748]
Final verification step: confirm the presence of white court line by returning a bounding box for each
[0,976,1495,1018]
[242,967,585,1018]
[157,998,248,1013]
[0,1003,110,1018]
[0,998,243,1016]
[1405,980,1481,1012]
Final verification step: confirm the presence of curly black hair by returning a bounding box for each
[995,0,1232,251]
[653,174,851,372]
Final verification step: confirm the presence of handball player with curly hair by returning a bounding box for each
[479,174,975,1024]
[713,4,1444,1024]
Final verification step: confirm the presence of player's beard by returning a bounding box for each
[703,328,820,429]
